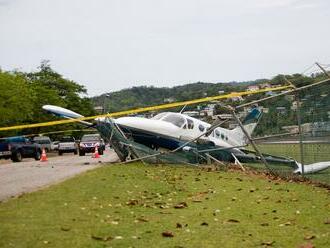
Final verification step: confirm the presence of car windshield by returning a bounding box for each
[34,139,50,144]
[60,137,74,142]
[162,114,186,128]
[81,136,99,142]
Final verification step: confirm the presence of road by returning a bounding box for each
[0,149,119,201]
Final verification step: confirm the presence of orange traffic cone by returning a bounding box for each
[92,146,100,159]
[40,148,48,162]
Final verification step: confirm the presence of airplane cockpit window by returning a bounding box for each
[152,112,168,120]
[187,119,194,129]
[163,114,185,128]
[198,124,205,132]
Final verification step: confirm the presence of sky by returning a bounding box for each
[0,0,329,96]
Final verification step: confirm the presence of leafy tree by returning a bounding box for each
[0,71,35,126]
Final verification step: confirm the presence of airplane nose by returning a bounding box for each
[115,117,179,136]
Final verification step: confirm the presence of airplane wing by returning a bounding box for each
[42,105,94,126]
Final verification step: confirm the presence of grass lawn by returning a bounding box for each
[248,143,330,185]
[0,163,329,248]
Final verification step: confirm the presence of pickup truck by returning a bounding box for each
[0,137,42,162]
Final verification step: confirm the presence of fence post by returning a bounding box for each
[295,92,305,175]
[283,76,305,176]
[230,109,275,175]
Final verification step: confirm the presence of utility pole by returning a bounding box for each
[102,93,111,114]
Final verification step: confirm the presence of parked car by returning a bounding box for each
[58,136,78,155]
[79,134,105,156]
[52,141,59,151]
[0,137,42,162]
[33,136,52,152]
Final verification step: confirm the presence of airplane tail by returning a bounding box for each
[231,108,262,146]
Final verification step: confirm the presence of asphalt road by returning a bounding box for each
[0,149,119,201]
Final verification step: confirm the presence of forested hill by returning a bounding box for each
[1,60,328,138]
[91,73,321,113]
[92,80,266,113]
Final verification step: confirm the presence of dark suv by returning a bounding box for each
[0,137,42,162]
[79,134,105,156]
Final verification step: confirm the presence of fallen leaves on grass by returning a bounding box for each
[225,219,240,223]
[201,222,209,226]
[261,240,275,246]
[304,235,316,240]
[136,217,149,222]
[174,202,188,209]
[60,226,71,231]
[162,231,174,237]
[249,188,257,193]
[176,223,182,228]
[91,234,112,241]
[126,199,138,206]
[279,221,293,227]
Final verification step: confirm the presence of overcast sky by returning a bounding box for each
[0,0,329,96]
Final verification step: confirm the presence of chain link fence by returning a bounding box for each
[246,70,330,185]
[103,66,330,186]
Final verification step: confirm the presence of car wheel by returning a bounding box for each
[12,151,22,162]
[34,150,41,160]
[58,151,63,156]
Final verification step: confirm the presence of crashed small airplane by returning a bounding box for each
[42,104,330,174]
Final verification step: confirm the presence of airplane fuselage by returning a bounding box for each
[114,112,242,150]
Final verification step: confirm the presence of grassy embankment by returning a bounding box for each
[0,163,329,247]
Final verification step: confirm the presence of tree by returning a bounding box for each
[0,71,36,126]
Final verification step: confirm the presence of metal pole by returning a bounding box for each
[295,92,305,175]
[230,109,275,174]
[315,62,330,78]
[283,76,305,175]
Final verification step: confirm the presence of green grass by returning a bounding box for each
[248,143,330,185]
[0,163,329,247]
[256,143,330,164]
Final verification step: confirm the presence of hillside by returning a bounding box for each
[91,73,327,114]
[91,80,264,113]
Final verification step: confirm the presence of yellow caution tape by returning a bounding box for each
[0,85,291,132]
